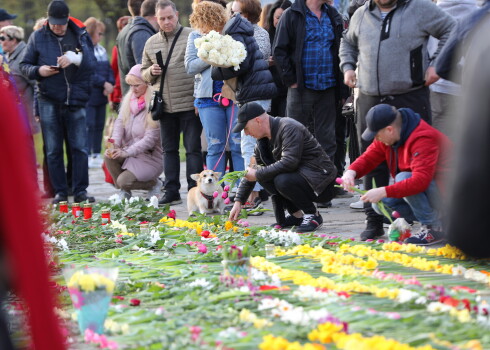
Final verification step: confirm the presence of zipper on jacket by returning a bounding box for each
[376,9,397,97]
[56,39,71,105]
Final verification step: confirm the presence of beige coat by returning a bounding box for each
[141,24,195,113]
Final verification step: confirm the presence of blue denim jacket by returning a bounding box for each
[184,31,213,99]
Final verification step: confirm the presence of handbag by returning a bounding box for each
[221,77,238,103]
[149,27,183,120]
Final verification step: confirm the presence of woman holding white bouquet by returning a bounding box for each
[191,1,277,206]
[186,0,245,178]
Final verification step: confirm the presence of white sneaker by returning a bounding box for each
[350,199,364,210]
[146,179,163,200]
[88,154,103,168]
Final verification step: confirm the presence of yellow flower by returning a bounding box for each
[224,220,234,231]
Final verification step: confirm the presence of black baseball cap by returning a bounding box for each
[232,102,265,133]
[0,9,17,21]
[47,1,69,25]
[361,104,397,141]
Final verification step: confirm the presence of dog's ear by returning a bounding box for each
[190,173,200,181]
[214,172,222,179]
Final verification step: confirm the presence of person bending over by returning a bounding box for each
[229,102,336,232]
[341,104,452,245]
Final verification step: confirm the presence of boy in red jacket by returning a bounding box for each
[341,104,452,245]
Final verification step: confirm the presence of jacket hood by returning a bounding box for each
[436,0,477,19]
[224,14,253,36]
[393,108,421,148]
[131,16,155,31]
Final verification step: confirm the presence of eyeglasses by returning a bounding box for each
[0,35,13,41]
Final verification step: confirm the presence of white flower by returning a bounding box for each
[415,296,427,305]
[427,302,452,313]
[257,229,302,247]
[108,194,122,205]
[57,238,69,251]
[148,196,159,209]
[396,289,419,303]
[155,307,165,316]
[187,278,212,289]
[194,31,247,70]
[149,229,161,245]
[129,196,141,204]
[111,220,128,233]
[452,265,466,276]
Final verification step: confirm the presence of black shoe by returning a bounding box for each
[74,193,95,203]
[335,187,353,199]
[259,189,269,202]
[52,193,68,204]
[159,192,182,206]
[360,217,384,241]
[295,213,323,233]
[317,201,332,208]
[271,215,303,229]
[41,191,54,199]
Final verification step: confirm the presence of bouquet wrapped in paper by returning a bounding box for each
[64,267,118,334]
[194,30,247,71]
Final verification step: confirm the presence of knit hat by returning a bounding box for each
[127,64,143,81]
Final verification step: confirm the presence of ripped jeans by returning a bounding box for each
[198,104,244,177]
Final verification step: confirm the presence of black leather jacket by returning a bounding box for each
[235,116,337,203]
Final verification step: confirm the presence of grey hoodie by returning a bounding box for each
[339,0,455,96]
[428,0,477,95]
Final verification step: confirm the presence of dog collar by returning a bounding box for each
[200,191,215,209]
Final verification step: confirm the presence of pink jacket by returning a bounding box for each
[112,110,163,182]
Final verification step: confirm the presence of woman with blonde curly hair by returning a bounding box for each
[186,0,245,180]
[104,64,163,200]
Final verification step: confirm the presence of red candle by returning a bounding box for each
[83,203,92,220]
[72,203,81,218]
[59,201,68,213]
[101,209,110,225]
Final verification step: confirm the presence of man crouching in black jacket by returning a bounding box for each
[229,103,337,232]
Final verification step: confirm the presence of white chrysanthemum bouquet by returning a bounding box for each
[194,30,247,71]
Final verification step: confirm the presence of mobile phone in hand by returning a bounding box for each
[49,65,60,71]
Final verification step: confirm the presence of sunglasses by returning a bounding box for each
[0,35,13,41]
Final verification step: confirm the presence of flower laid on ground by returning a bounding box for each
[194,31,247,71]
[257,229,301,246]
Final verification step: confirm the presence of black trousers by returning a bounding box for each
[261,172,335,215]
[159,110,203,194]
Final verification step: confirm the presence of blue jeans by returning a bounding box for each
[160,110,203,193]
[86,104,106,154]
[373,172,441,226]
[198,104,244,176]
[38,98,89,197]
[241,99,271,191]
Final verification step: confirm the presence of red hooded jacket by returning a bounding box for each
[349,118,452,198]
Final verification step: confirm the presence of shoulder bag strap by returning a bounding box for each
[156,27,184,96]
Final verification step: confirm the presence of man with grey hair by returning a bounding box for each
[339,0,455,240]
[1,25,37,133]
[141,0,202,206]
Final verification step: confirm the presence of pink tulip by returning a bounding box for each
[198,244,207,254]
[213,191,219,198]
[224,198,230,204]
[223,185,230,192]
[335,177,343,184]
[392,211,400,219]
[221,192,228,199]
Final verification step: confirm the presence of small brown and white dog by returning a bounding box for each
[187,170,224,215]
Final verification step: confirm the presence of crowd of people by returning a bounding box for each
[1,0,489,246]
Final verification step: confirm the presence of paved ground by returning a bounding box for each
[47,164,382,240]
[39,162,434,241]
